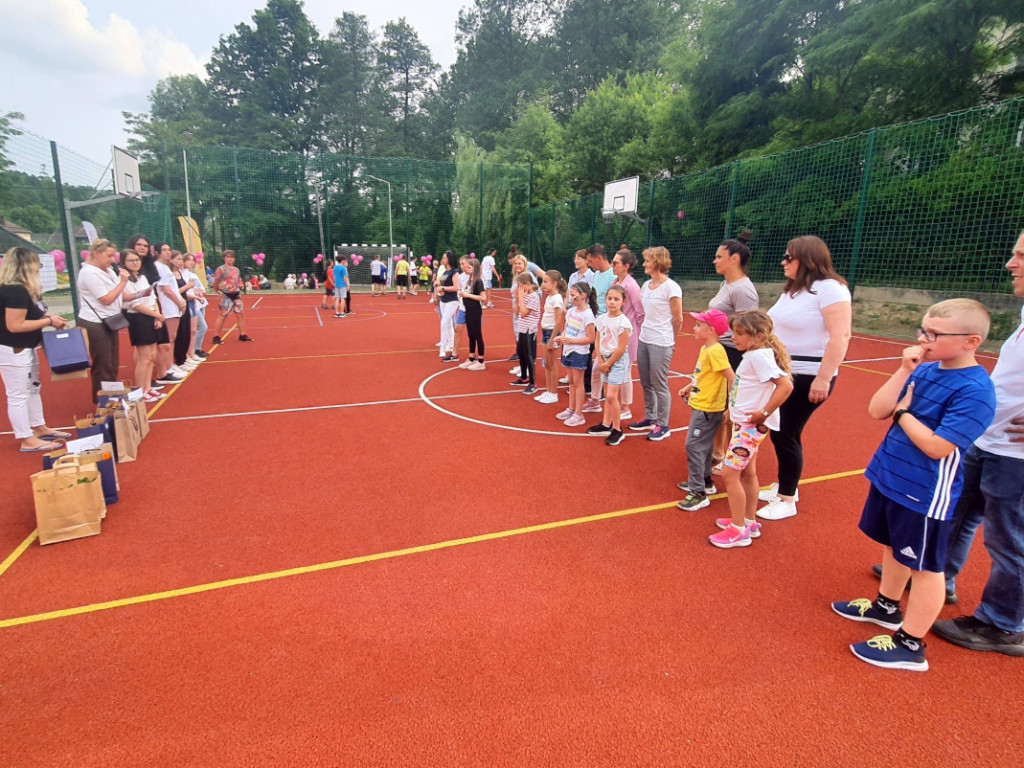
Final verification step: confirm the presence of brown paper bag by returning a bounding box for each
[31,456,105,545]
[112,407,141,462]
[129,399,150,441]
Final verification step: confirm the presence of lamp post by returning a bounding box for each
[365,174,393,265]
[182,131,194,254]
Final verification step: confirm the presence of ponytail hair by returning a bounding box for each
[720,229,753,272]
[545,269,568,301]
[507,243,520,260]
[730,310,790,374]
[571,281,599,315]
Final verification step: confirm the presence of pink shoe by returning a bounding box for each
[581,399,603,413]
[709,524,751,548]
[555,408,574,420]
[715,518,761,538]
[564,413,586,427]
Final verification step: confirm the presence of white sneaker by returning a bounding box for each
[171,366,190,377]
[458,360,474,369]
[187,356,204,364]
[758,483,800,503]
[510,366,521,376]
[534,391,558,403]
[620,410,632,421]
[467,361,486,371]
[756,498,798,521]
[558,376,569,385]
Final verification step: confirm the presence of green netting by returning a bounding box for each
[528,99,1024,306]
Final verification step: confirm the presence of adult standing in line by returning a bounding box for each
[436,252,459,362]
[932,230,1024,656]
[121,248,165,402]
[582,243,615,412]
[630,246,683,442]
[708,232,761,471]
[481,248,498,308]
[0,246,71,451]
[506,244,544,285]
[394,255,410,299]
[611,248,645,422]
[758,235,852,521]
[77,238,129,403]
[153,242,187,385]
[370,255,384,296]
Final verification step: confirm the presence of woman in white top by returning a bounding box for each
[153,243,187,384]
[76,238,129,403]
[121,249,165,401]
[758,235,852,521]
[632,246,683,442]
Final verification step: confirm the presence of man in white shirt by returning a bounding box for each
[370,257,384,296]
[481,249,497,307]
[932,230,1024,657]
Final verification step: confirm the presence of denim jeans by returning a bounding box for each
[944,445,1024,634]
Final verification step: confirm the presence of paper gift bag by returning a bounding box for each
[40,327,90,374]
[45,444,119,508]
[47,327,91,382]
[76,412,117,462]
[111,408,141,463]
[31,456,105,545]
[129,399,150,441]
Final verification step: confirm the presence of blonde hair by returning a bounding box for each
[0,246,43,299]
[926,298,990,341]
[730,310,791,373]
[90,238,116,259]
[642,246,672,274]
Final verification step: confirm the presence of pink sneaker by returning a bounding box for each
[555,408,574,420]
[709,524,751,548]
[581,399,603,413]
[564,413,586,427]
[716,518,762,538]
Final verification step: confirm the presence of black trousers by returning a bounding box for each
[516,332,536,385]
[173,302,193,366]
[465,310,484,357]
[768,373,836,496]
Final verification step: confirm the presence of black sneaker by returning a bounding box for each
[155,374,184,385]
[932,616,1024,657]
[193,350,207,358]
[509,378,529,386]
[211,336,223,345]
[831,598,903,631]
[522,386,537,395]
[238,334,254,342]
[587,423,612,436]
[605,429,625,446]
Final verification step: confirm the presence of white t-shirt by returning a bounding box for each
[540,293,564,330]
[155,262,181,319]
[638,277,682,347]
[481,255,496,281]
[76,263,123,322]
[729,347,787,429]
[974,306,1024,460]
[457,272,470,310]
[371,259,383,277]
[596,313,633,357]
[123,275,154,314]
[561,306,595,356]
[767,279,851,376]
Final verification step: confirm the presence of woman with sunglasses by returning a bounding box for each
[758,235,852,520]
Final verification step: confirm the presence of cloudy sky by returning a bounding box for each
[0,0,466,164]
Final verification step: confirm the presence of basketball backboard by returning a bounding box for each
[112,146,141,199]
[602,176,639,216]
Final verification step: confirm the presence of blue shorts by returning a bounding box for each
[456,309,466,325]
[562,351,588,370]
[541,328,553,344]
[858,484,951,573]
[600,355,630,386]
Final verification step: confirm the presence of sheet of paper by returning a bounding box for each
[66,434,104,453]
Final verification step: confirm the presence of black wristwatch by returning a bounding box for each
[893,409,910,425]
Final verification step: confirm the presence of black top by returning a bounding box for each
[0,283,46,348]
[464,278,485,318]
[439,269,458,303]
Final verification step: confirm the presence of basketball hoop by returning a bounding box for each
[602,209,616,224]
[140,193,159,214]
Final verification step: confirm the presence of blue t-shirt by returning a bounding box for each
[332,263,348,287]
[592,267,615,314]
[866,362,996,520]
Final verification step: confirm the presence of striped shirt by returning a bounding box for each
[516,290,540,335]
[866,362,995,520]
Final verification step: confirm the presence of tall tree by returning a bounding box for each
[448,0,552,149]
[205,0,322,153]
[376,18,439,157]
[0,111,24,210]
[320,12,380,156]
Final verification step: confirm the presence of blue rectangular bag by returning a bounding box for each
[41,327,91,374]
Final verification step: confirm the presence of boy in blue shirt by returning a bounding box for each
[332,255,350,318]
[832,299,996,671]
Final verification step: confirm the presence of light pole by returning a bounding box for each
[365,174,393,265]
[182,131,194,254]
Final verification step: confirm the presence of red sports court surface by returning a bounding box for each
[0,292,1019,767]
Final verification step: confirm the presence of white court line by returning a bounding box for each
[252,296,263,309]
[314,306,323,328]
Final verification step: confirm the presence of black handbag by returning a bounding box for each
[82,293,129,331]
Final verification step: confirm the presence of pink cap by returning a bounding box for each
[689,309,730,336]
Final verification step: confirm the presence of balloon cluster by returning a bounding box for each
[301,272,308,280]
[194,252,204,263]
[251,252,266,267]
[50,249,67,273]
[422,254,433,264]
[350,254,364,265]
[313,253,325,264]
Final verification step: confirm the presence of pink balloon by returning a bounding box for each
[112,252,121,263]
[195,252,204,262]
[50,249,65,259]
[252,254,259,261]
[80,250,90,259]
[259,253,265,259]
[317,253,323,259]
[393,255,401,262]
[470,252,476,258]
[677,210,685,220]
[301,273,307,279]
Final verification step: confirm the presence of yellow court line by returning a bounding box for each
[0,468,866,630]
[0,531,37,578]
[841,363,892,377]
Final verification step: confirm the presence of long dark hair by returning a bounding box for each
[784,235,847,296]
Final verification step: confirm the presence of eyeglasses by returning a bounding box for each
[916,327,975,342]
[782,253,795,263]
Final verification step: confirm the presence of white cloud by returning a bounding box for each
[0,0,203,80]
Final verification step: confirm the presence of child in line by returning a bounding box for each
[552,283,598,428]
[710,310,793,549]
[322,263,334,310]
[587,285,633,446]
[678,309,735,511]
[457,257,488,370]
[333,254,350,318]
[510,273,541,395]
[831,299,996,671]
[210,250,254,344]
[535,270,566,405]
